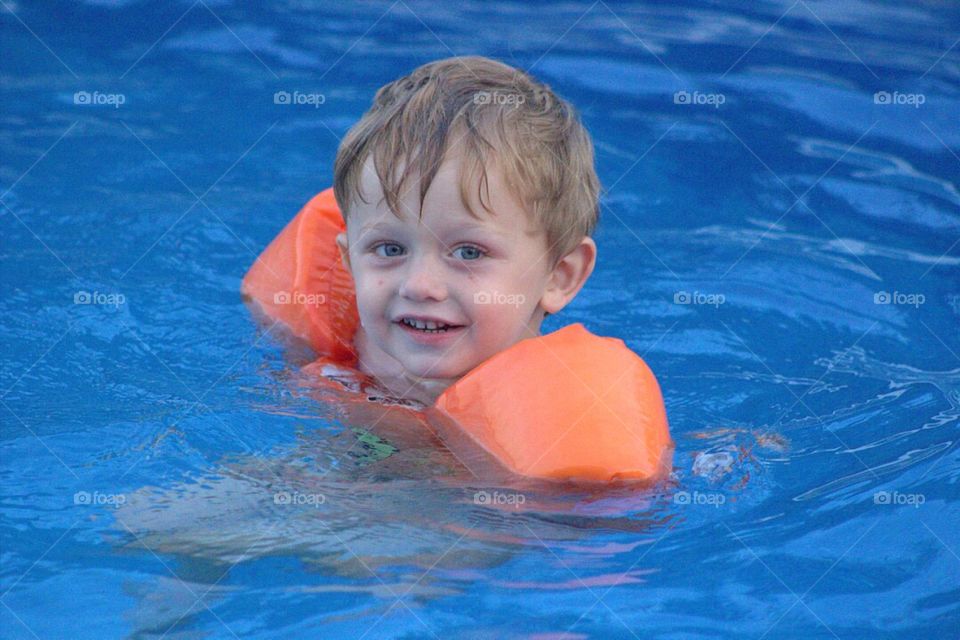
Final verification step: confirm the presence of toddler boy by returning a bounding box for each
[330,56,600,405]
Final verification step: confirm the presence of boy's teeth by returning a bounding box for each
[403,318,451,330]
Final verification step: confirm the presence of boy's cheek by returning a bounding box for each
[354,277,391,313]
[354,271,387,290]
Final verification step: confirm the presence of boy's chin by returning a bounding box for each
[396,355,472,383]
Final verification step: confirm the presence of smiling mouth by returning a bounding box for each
[396,318,465,333]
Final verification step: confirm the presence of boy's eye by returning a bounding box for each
[373,243,404,258]
[453,245,485,260]
[373,243,486,261]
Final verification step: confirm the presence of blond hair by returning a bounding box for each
[333,56,600,268]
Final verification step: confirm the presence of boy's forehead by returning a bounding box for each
[352,154,541,237]
[356,156,463,217]
[357,153,478,207]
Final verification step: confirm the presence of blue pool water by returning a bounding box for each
[2,1,958,638]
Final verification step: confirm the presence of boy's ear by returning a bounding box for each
[540,236,597,314]
[335,232,352,273]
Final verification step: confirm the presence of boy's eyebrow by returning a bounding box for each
[359,220,506,238]
[359,221,396,232]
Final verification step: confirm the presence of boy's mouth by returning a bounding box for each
[395,316,466,335]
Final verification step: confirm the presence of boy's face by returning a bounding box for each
[337,155,578,382]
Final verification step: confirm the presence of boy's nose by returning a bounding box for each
[398,254,448,302]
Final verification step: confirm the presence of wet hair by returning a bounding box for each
[333,55,600,268]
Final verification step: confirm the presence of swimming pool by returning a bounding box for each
[2,1,958,637]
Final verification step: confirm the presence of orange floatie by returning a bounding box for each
[242,189,673,483]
